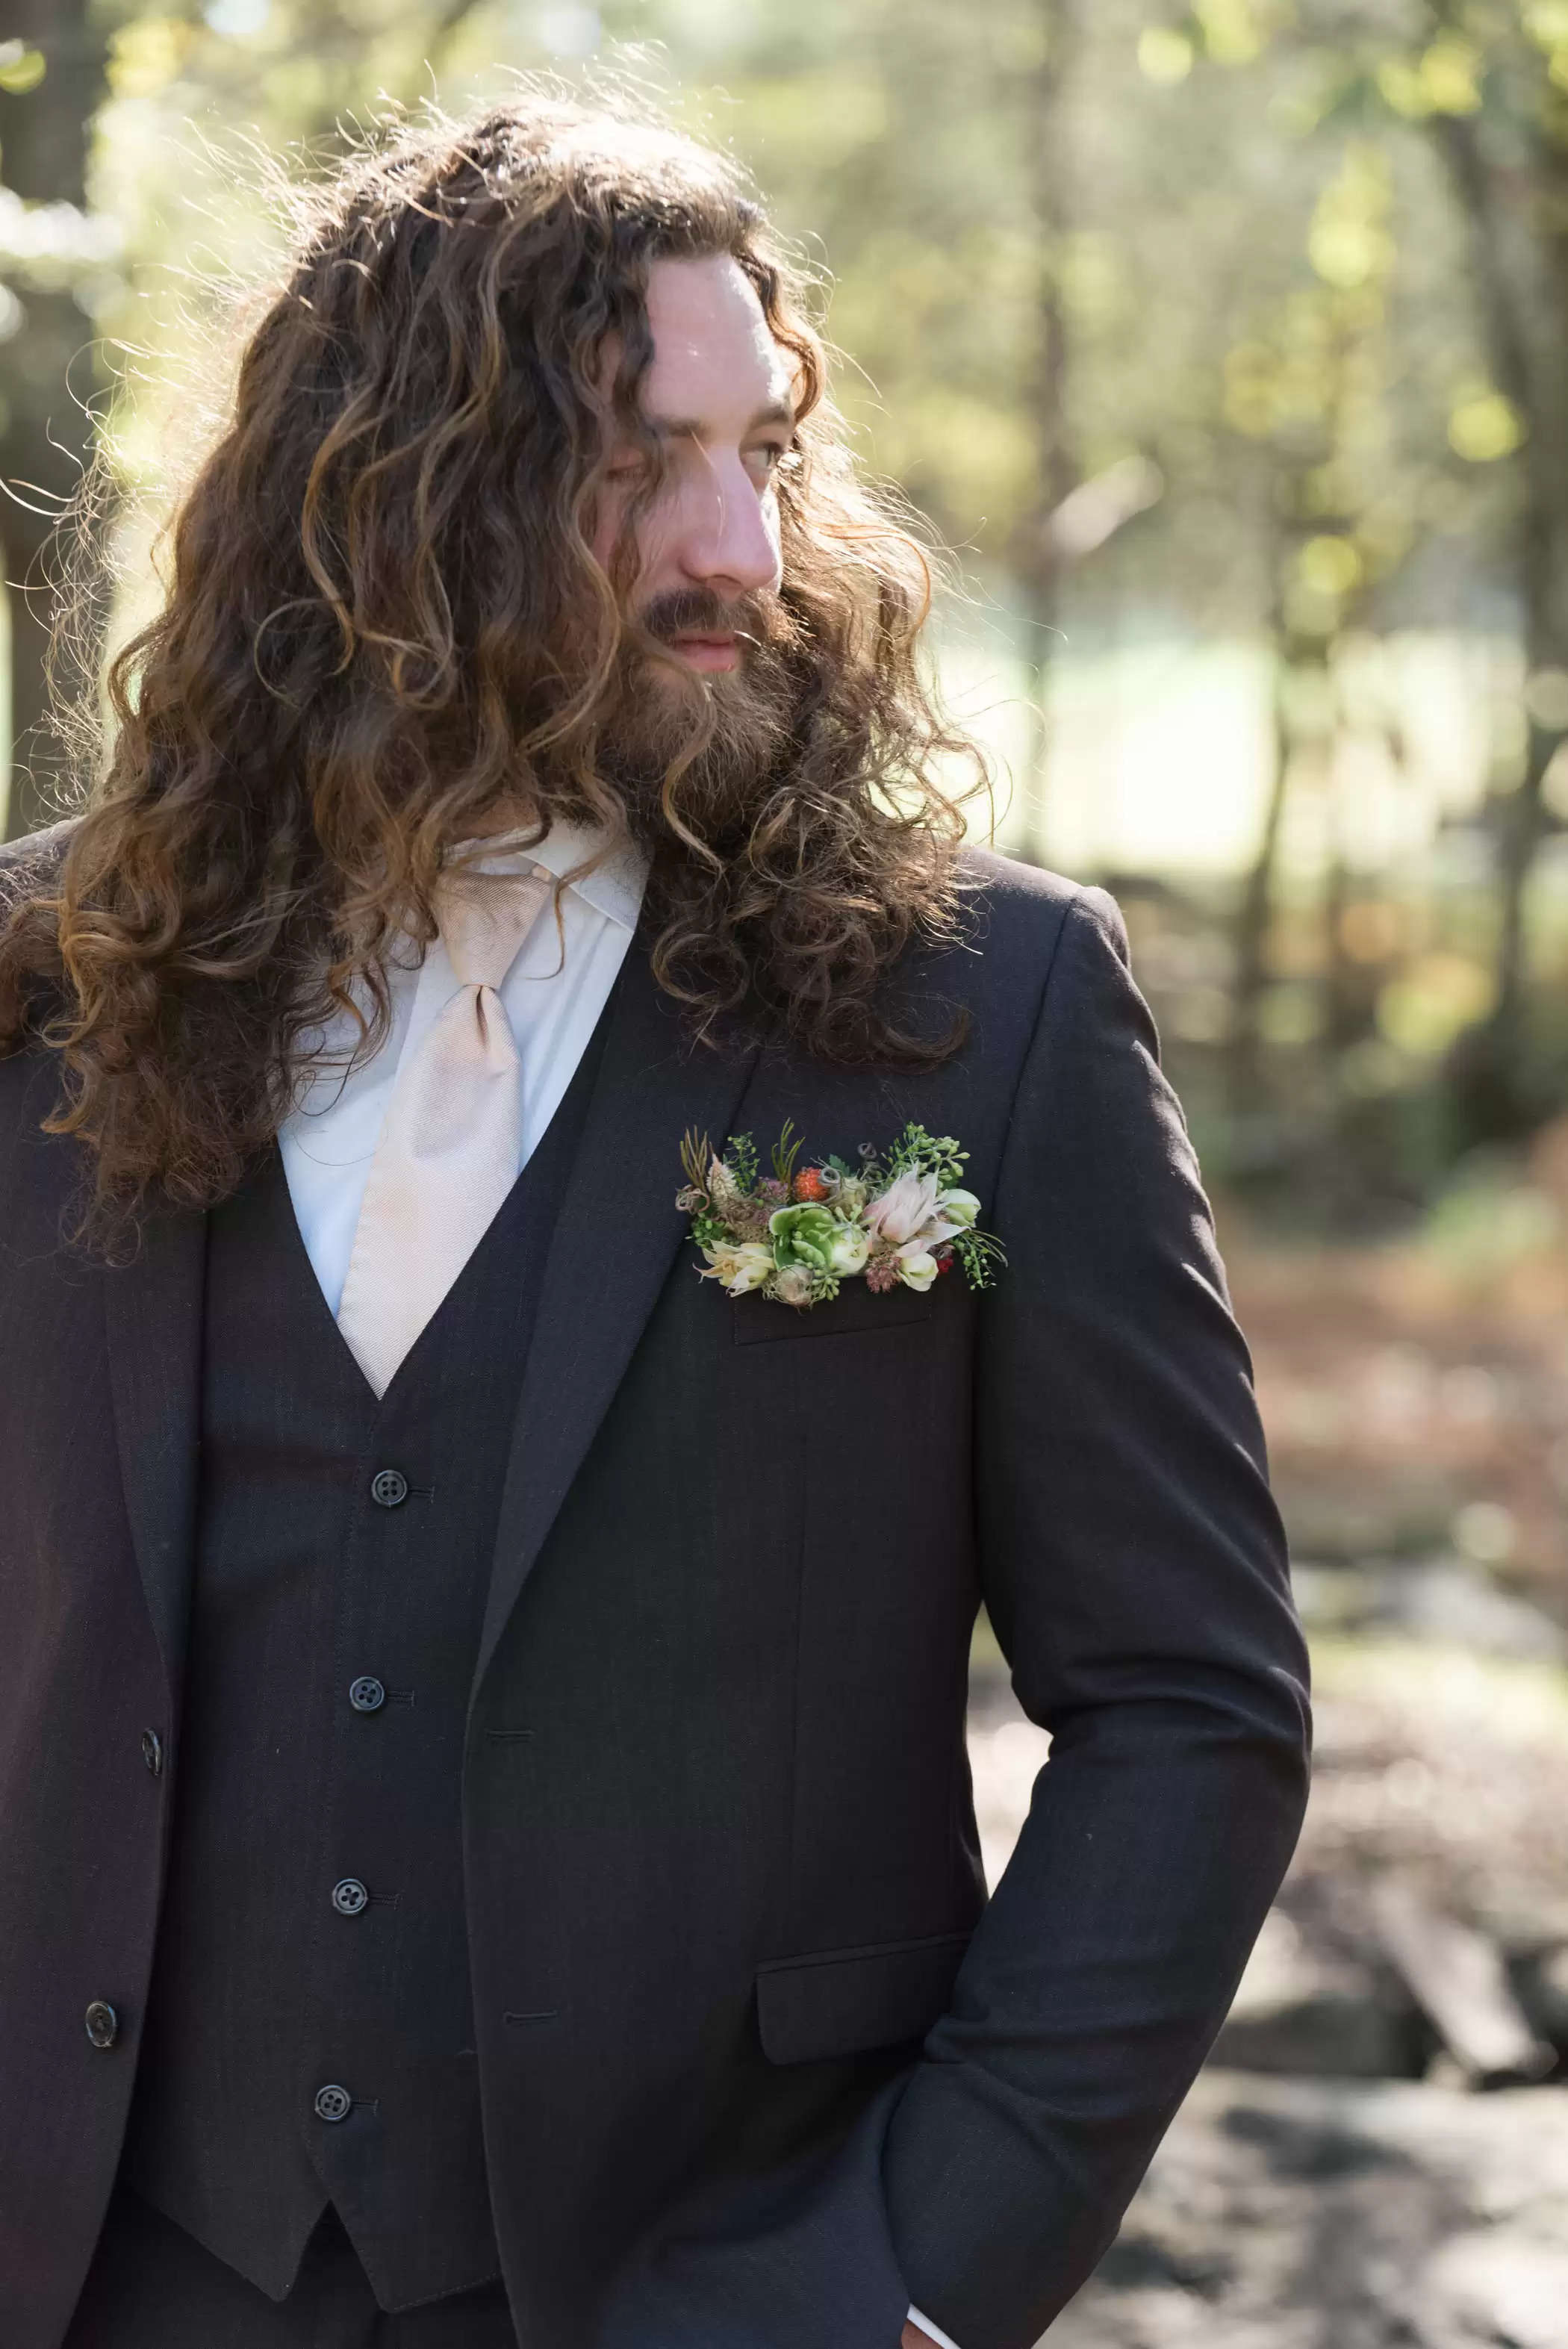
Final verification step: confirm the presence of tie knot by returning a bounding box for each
[432,861,552,993]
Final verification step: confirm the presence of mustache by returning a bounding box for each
[637,587,780,648]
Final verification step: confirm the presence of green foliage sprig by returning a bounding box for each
[951,1226,1007,1291]
[880,1121,970,1189]
[724,1131,761,1194]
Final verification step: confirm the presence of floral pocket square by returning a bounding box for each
[676,1119,1005,1309]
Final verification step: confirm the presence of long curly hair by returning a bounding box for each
[0,90,991,1250]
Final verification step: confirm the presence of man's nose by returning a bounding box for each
[677,455,783,598]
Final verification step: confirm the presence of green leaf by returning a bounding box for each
[771,1117,804,1187]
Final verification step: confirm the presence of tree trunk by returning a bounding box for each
[1425,84,1568,1141]
[0,0,110,841]
[1011,0,1083,864]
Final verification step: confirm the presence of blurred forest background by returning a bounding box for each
[7,0,1568,1600]
[7,3,1568,2336]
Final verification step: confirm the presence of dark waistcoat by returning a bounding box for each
[119,985,616,2312]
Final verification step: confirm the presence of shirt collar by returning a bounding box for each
[448,813,650,933]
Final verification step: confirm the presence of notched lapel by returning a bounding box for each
[475,941,763,1691]
[103,1203,206,1695]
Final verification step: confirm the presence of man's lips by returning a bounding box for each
[666,632,740,673]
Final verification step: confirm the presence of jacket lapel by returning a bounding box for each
[103,1202,207,1696]
[475,939,763,1691]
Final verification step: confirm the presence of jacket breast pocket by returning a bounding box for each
[754,1930,972,2064]
[731,1280,936,1346]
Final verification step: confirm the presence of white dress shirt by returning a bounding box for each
[275,815,962,2349]
[278,818,648,1316]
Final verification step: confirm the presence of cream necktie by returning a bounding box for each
[335,860,554,1398]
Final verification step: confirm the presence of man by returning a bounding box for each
[0,94,1310,2349]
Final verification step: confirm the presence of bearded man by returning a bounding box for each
[0,96,1309,2349]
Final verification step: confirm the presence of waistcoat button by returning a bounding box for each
[349,1676,385,1714]
[314,2083,352,2123]
[369,1468,408,1508]
[140,1729,164,1776]
[332,1876,369,1916]
[84,2000,119,2050]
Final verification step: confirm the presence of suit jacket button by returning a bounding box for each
[332,1877,369,1916]
[140,1729,164,1776]
[314,2083,352,2123]
[84,2001,119,2050]
[369,1468,408,1508]
[348,1676,385,1714]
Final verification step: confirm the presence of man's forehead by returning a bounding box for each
[635,253,797,431]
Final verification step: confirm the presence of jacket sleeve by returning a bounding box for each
[881,885,1311,2349]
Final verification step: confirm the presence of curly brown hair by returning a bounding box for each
[0,90,992,1249]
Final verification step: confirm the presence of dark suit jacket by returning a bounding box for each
[0,821,1310,2349]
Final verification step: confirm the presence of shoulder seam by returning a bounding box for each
[994,882,1092,1155]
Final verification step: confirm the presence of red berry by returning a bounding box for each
[792,1166,830,1202]
[935,1249,956,1276]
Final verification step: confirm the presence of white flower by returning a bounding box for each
[773,1265,815,1307]
[700,1239,774,1296]
[937,1187,981,1228]
[828,1219,870,1275]
[896,1248,939,1292]
[865,1169,942,1248]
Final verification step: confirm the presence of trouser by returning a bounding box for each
[63,2182,520,2349]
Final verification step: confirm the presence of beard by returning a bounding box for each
[594,585,805,852]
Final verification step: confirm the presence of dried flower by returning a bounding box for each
[708,1157,744,1210]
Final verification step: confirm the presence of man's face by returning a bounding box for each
[591,252,794,679]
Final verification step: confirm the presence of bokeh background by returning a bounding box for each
[4,3,1568,2339]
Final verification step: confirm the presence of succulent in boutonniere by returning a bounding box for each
[676,1118,1007,1310]
[768,1203,840,1275]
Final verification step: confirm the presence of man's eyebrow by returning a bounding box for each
[644,397,797,441]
